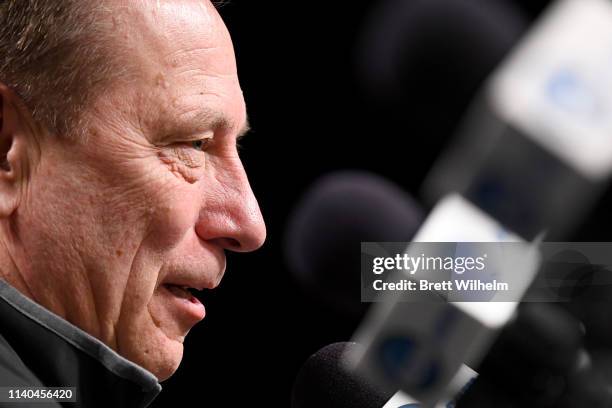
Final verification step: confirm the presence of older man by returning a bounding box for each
[0,0,266,406]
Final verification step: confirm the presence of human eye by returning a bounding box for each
[190,137,213,152]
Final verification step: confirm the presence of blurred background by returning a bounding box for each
[149,0,612,405]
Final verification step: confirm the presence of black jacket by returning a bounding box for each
[0,280,161,407]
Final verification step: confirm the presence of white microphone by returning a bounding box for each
[346,195,540,407]
[423,0,612,240]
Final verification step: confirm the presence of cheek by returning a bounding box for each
[144,187,203,251]
[94,158,203,254]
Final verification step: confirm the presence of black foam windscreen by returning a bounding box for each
[357,0,527,106]
[457,303,584,407]
[355,0,529,181]
[291,342,393,408]
[285,171,424,321]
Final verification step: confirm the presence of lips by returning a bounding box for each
[160,283,206,325]
[164,284,201,303]
[162,269,218,293]
[158,262,224,329]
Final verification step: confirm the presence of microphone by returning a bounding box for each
[355,0,528,165]
[286,176,611,405]
[285,171,424,323]
[536,248,612,350]
[291,342,395,408]
[422,0,612,239]
[456,302,585,407]
[348,194,540,406]
[456,303,612,407]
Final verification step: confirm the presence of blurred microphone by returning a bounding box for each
[355,0,528,178]
[286,178,609,405]
[457,304,612,407]
[284,172,537,405]
[291,342,395,408]
[423,0,612,239]
[456,302,585,407]
[536,249,612,350]
[348,195,539,407]
[357,0,526,107]
[285,171,424,323]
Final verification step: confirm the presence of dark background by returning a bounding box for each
[148,0,612,406]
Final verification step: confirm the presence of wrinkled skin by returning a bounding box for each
[0,0,266,381]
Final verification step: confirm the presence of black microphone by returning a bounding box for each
[456,302,585,407]
[285,171,424,323]
[534,248,612,351]
[355,0,528,177]
[457,303,612,407]
[291,342,395,408]
[357,0,527,105]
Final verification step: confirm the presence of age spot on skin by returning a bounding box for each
[154,73,169,89]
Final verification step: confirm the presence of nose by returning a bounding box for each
[196,158,266,253]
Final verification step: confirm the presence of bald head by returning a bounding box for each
[0,0,225,140]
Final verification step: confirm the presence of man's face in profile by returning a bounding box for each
[6,0,265,381]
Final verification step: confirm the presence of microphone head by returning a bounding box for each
[535,249,612,350]
[458,303,584,406]
[291,342,394,408]
[354,0,529,184]
[285,171,424,321]
[357,0,527,106]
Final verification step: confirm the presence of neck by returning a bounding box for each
[0,219,67,320]
[0,231,35,301]
[0,218,113,351]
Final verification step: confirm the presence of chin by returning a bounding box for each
[147,342,184,382]
[121,335,185,382]
[152,358,182,382]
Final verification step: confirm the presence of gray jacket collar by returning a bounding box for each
[0,279,161,407]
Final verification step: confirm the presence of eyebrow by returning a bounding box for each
[237,117,251,141]
[175,108,251,141]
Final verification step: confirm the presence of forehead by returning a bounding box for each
[108,0,246,137]
[136,1,234,69]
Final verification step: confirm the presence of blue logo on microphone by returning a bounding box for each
[378,337,440,390]
[546,68,602,122]
[378,309,461,392]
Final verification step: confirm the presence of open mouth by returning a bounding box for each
[160,283,207,323]
[163,284,202,303]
